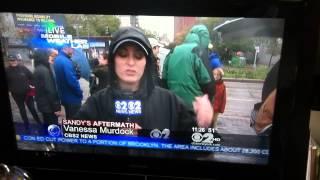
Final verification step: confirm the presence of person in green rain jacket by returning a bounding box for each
[162,24,215,109]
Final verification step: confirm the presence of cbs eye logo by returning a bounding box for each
[191,132,220,144]
[191,133,203,143]
[150,129,170,139]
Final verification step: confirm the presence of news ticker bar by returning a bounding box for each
[18,135,269,156]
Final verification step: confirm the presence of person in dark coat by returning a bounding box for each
[33,49,62,127]
[148,37,162,86]
[250,60,280,135]
[75,26,213,131]
[89,52,110,95]
[5,54,41,132]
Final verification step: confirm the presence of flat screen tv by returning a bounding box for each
[0,0,316,179]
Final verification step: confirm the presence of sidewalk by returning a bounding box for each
[215,81,262,135]
[224,77,264,83]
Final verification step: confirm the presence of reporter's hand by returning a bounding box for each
[193,94,213,128]
[134,123,142,130]
[122,123,141,136]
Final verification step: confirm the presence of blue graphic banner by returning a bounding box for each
[18,135,269,156]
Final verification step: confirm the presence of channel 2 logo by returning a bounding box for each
[48,124,61,137]
[150,129,170,139]
[191,132,220,144]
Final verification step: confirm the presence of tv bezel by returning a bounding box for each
[0,0,316,179]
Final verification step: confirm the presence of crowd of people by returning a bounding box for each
[5,25,233,138]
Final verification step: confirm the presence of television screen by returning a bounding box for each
[0,13,284,166]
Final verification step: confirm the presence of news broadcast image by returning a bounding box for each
[0,13,284,164]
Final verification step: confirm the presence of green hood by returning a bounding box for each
[162,25,212,108]
[184,32,200,44]
[187,24,210,49]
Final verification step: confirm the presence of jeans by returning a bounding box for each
[11,93,41,129]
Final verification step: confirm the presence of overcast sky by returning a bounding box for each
[119,15,174,42]
[138,16,174,42]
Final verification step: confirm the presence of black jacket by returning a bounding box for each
[89,59,110,94]
[72,27,201,157]
[6,64,33,95]
[33,50,61,113]
[73,85,201,158]
[76,26,198,131]
[262,60,280,102]
[75,85,197,131]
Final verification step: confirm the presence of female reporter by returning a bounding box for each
[75,26,212,131]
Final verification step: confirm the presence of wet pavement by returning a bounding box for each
[217,81,263,135]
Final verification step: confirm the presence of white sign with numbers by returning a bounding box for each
[115,100,142,115]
